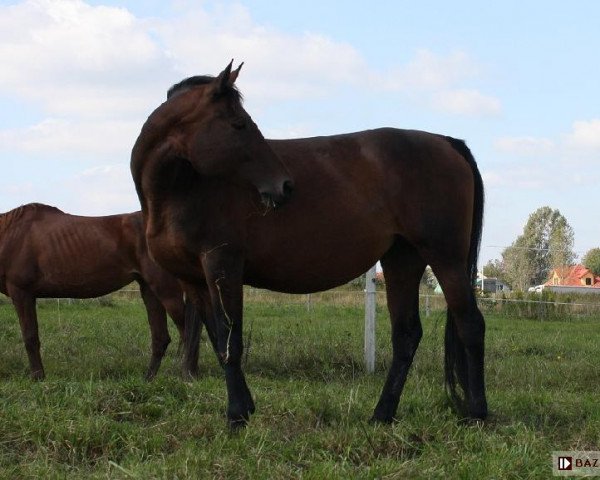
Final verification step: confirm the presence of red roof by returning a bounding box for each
[545,264,600,288]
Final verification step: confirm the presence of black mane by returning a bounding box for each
[167,75,242,102]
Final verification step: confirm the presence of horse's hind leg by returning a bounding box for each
[371,238,426,423]
[430,262,487,420]
[138,280,171,380]
[8,284,44,380]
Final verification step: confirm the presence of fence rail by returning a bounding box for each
[2,287,600,320]
[243,288,600,320]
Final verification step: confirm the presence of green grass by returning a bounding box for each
[0,296,599,479]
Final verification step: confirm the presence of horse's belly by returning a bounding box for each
[32,256,135,298]
[35,283,129,299]
[34,269,134,299]
[244,232,391,294]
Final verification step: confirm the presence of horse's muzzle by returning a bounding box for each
[260,179,294,209]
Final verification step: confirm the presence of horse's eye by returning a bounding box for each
[231,119,247,130]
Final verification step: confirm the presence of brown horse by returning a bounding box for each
[131,61,487,427]
[0,203,186,380]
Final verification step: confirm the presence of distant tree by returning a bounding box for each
[502,237,535,291]
[582,248,600,276]
[501,206,576,291]
[548,215,576,269]
[482,259,505,281]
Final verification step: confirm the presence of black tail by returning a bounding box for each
[443,137,484,413]
[184,297,223,370]
[182,299,202,378]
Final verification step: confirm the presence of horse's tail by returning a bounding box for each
[183,298,202,378]
[443,137,484,414]
[183,296,223,375]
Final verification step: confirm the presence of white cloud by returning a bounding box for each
[489,118,600,191]
[0,0,369,119]
[65,164,140,215]
[564,119,600,150]
[432,89,502,116]
[154,6,367,103]
[494,119,600,168]
[0,0,168,119]
[0,117,139,157]
[381,49,480,91]
[493,136,555,155]
[482,167,547,189]
[0,2,499,121]
[0,185,34,214]
[378,50,500,117]
[0,164,139,215]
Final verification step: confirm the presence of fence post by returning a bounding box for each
[364,265,377,373]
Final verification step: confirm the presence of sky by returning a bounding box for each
[1,0,599,267]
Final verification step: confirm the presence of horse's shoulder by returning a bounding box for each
[119,211,143,229]
[116,211,145,247]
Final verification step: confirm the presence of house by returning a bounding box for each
[475,274,510,293]
[544,264,600,294]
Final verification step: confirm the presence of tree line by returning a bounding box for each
[483,206,600,291]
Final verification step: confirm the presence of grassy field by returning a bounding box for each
[0,293,599,479]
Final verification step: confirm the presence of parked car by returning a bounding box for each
[527,284,545,293]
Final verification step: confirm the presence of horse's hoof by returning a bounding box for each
[31,370,45,381]
[458,416,486,427]
[182,368,200,382]
[369,414,394,425]
[227,403,252,430]
[228,417,249,432]
[468,403,488,421]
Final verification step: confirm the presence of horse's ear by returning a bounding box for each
[229,62,244,84]
[212,60,243,96]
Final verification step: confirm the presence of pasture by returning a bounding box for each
[0,290,599,479]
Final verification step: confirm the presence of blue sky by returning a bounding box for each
[1,0,599,267]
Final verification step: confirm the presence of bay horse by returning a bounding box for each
[0,203,186,380]
[131,61,487,427]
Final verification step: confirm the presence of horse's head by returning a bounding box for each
[132,61,293,209]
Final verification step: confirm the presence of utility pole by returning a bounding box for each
[364,265,377,373]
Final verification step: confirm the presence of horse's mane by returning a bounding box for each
[0,203,63,233]
[132,75,243,180]
[166,75,242,102]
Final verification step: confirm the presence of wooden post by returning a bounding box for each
[364,265,377,373]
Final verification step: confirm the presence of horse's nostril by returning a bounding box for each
[283,180,294,198]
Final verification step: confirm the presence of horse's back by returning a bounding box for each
[269,127,468,172]
[270,127,475,244]
[0,204,142,298]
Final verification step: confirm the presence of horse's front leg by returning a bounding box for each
[8,284,44,380]
[203,253,254,428]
